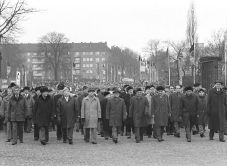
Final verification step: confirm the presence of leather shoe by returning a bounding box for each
[92,142,97,144]
[20,140,23,143]
[69,140,73,144]
[6,139,10,142]
[41,141,46,145]
[210,137,214,140]
[220,139,225,142]
[136,140,139,143]
[187,139,191,142]
[12,142,17,145]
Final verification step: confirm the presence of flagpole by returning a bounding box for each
[168,48,171,85]
[71,61,73,86]
[193,43,196,84]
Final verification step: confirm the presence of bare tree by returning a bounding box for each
[0,0,38,41]
[166,40,187,82]
[186,1,198,47]
[39,32,70,81]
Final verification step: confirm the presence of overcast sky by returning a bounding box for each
[18,0,227,54]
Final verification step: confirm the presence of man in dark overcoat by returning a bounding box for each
[57,87,78,144]
[122,86,134,138]
[100,91,111,140]
[169,85,184,138]
[34,86,54,145]
[53,84,64,140]
[106,89,127,143]
[207,80,227,142]
[129,88,149,143]
[151,86,171,142]
[179,86,199,142]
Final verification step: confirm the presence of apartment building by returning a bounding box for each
[5,42,111,85]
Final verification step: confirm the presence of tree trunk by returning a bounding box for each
[54,67,58,81]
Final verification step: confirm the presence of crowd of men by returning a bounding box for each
[0,79,226,145]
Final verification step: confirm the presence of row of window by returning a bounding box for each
[28,52,106,57]
[82,64,93,68]
[83,58,105,62]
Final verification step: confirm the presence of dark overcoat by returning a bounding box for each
[169,93,184,122]
[34,95,54,127]
[197,95,208,125]
[151,94,170,127]
[179,94,199,126]
[207,88,227,131]
[122,93,134,125]
[106,97,127,127]
[57,96,78,128]
[7,95,28,122]
[100,98,109,130]
[31,94,39,123]
[129,95,148,127]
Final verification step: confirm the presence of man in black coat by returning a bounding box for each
[53,84,64,140]
[34,86,54,145]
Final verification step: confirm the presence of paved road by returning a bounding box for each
[0,129,227,166]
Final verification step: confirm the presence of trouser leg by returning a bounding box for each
[185,121,191,141]
[209,129,214,138]
[39,127,45,142]
[34,123,39,139]
[62,128,67,141]
[7,122,13,140]
[17,122,24,141]
[139,127,143,140]
[112,126,118,140]
[153,124,157,138]
[219,131,224,140]
[56,125,62,139]
[109,126,112,138]
[174,122,179,134]
[24,119,27,131]
[85,128,90,141]
[91,128,97,143]
[199,125,204,134]
[26,119,32,132]
[12,122,18,143]
[68,128,73,140]
[156,126,161,140]
[147,125,152,137]
[135,127,140,141]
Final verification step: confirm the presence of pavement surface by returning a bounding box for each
[0,128,227,166]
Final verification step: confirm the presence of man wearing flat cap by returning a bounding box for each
[179,86,199,142]
[207,80,227,142]
[81,88,101,144]
[34,86,54,145]
[151,86,171,142]
[106,89,127,143]
[129,87,149,143]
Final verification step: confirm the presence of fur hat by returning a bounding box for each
[214,80,223,84]
[184,86,193,92]
[193,83,201,87]
[145,85,151,91]
[62,87,70,92]
[104,91,110,96]
[136,88,143,92]
[88,88,95,92]
[40,86,49,93]
[23,86,30,91]
[156,86,165,91]
[57,84,65,90]
[198,88,206,93]
[126,86,133,92]
[9,82,16,88]
[34,86,41,92]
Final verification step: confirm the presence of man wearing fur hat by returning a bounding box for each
[129,87,149,143]
[179,86,199,142]
[197,88,208,137]
[169,85,184,138]
[53,84,65,140]
[81,88,101,144]
[207,80,227,142]
[122,86,135,138]
[30,86,41,140]
[23,86,32,133]
[57,87,78,144]
[7,86,28,145]
[34,86,54,145]
[151,86,171,142]
[106,89,127,143]
[100,91,112,140]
